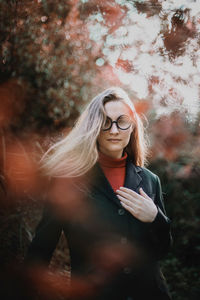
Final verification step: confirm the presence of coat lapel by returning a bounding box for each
[88,162,117,204]
[87,158,143,208]
[124,159,142,193]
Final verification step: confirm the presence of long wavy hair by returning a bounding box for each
[40,87,148,178]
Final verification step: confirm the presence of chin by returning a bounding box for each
[106,143,122,150]
[105,145,124,154]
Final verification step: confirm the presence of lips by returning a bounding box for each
[107,139,121,142]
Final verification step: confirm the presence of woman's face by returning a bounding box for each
[97,100,133,159]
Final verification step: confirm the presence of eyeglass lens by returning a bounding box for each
[102,115,132,131]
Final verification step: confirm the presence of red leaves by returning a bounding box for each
[150,113,190,161]
[100,1,125,28]
[90,239,139,276]
[80,0,126,32]
[94,64,121,87]
[0,133,49,201]
[162,9,196,59]
[2,264,94,300]
[134,100,151,115]
[48,176,92,222]
[116,59,134,73]
[3,138,40,197]
[135,0,162,17]
[0,79,26,129]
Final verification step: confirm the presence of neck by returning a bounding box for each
[98,150,127,167]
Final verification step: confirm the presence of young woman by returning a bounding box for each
[25,87,172,300]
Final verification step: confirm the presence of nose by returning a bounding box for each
[110,122,119,134]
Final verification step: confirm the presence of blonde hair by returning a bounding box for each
[40,87,148,178]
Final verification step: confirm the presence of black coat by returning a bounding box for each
[25,157,172,300]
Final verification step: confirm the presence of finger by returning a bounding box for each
[116,189,138,203]
[116,194,139,210]
[116,194,132,205]
[120,200,140,219]
[139,188,152,201]
[117,187,142,201]
[139,187,148,197]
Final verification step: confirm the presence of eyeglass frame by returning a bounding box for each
[101,115,132,131]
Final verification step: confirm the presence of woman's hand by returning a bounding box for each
[116,187,158,223]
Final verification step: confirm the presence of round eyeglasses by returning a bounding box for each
[102,115,132,131]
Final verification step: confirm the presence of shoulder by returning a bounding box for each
[139,166,159,181]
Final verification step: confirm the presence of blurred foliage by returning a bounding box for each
[148,113,200,299]
[1,0,199,131]
[0,0,200,299]
[149,156,200,300]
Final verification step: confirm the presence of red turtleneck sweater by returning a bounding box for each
[98,151,127,193]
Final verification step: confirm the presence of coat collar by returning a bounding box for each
[124,159,142,193]
[87,157,143,208]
